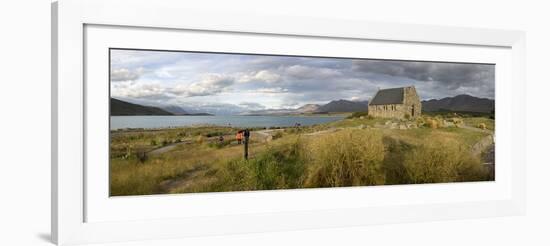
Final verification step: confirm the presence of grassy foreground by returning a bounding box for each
[110,115,494,196]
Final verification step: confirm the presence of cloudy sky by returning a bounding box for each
[110,49,494,114]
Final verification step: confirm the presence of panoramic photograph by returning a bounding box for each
[109,48,495,196]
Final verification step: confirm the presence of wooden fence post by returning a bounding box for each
[244,129,250,160]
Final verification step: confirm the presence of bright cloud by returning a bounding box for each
[172,74,235,97]
[111,82,168,100]
[237,70,281,84]
[110,67,144,82]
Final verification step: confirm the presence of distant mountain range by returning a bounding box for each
[162,105,213,116]
[111,94,494,116]
[111,98,212,116]
[421,94,494,113]
[240,99,369,115]
[162,105,188,115]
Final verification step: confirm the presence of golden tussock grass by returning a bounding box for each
[304,129,386,187]
[402,137,488,184]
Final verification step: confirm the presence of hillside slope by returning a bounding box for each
[316,99,368,113]
[422,94,494,113]
[111,98,173,116]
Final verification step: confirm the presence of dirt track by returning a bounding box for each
[147,129,281,156]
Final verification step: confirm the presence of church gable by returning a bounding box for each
[369,87,405,105]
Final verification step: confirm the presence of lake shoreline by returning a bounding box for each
[110,115,347,131]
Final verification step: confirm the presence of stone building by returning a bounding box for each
[368,86,421,119]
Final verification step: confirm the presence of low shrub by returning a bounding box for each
[451,117,464,127]
[196,135,205,144]
[415,116,426,127]
[477,123,487,130]
[347,111,369,119]
[272,131,283,140]
[207,139,232,149]
[285,128,300,134]
[305,129,386,187]
[425,118,439,128]
[403,139,487,183]
[135,148,148,163]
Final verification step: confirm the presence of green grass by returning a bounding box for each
[462,117,495,130]
[327,117,388,128]
[202,136,307,192]
[346,111,370,119]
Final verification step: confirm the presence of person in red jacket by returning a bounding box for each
[236,130,243,144]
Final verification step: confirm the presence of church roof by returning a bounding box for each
[369,87,405,105]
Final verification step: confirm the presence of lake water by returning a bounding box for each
[110,115,345,130]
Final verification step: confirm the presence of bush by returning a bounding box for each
[206,131,224,137]
[451,117,463,127]
[477,123,487,130]
[425,118,439,128]
[305,129,386,187]
[150,139,157,146]
[347,111,369,119]
[403,139,487,183]
[207,139,232,149]
[135,149,148,163]
[285,128,299,134]
[122,144,132,159]
[272,131,283,140]
[196,135,205,144]
[415,116,426,127]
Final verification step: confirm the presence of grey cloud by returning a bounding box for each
[111,49,496,111]
[284,65,342,79]
[351,60,494,98]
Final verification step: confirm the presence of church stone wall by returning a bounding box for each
[368,104,407,118]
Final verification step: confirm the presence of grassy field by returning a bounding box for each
[110,113,495,196]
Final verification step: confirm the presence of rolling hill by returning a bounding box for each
[296,104,321,113]
[316,99,369,113]
[162,105,189,115]
[421,94,494,113]
[110,98,173,116]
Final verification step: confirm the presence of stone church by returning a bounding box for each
[368,86,422,119]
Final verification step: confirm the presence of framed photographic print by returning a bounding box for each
[52,0,526,245]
